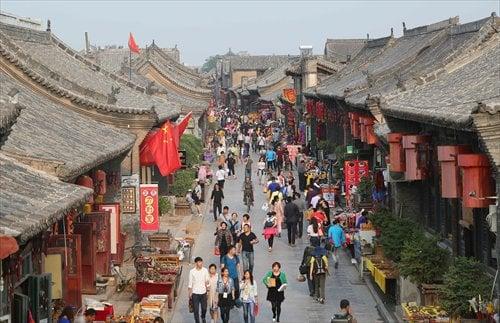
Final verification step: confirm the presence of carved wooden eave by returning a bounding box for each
[472,100,500,169]
[0,56,157,130]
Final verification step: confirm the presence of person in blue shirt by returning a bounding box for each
[221,245,242,300]
[327,219,346,269]
[266,148,277,170]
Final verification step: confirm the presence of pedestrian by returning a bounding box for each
[266,148,276,170]
[263,211,278,252]
[188,257,210,323]
[292,192,307,238]
[307,218,322,247]
[262,262,288,323]
[215,165,227,189]
[192,180,203,217]
[242,213,251,228]
[220,245,242,300]
[216,267,235,323]
[216,143,225,156]
[152,317,164,323]
[227,153,236,179]
[57,306,74,323]
[284,197,300,246]
[257,156,266,184]
[210,183,224,222]
[300,245,315,297]
[297,160,306,192]
[238,224,259,273]
[228,212,241,243]
[84,308,96,322]
[328,219,346,269]
[271,196,284,237]
[214,222,233,263]
[332,299,358,323]
[240,270,258,323]
[319,199,331,226]
[244,156,253,179]
[218,152,226,168]
[207,264,219,323]
[309,246,329,304]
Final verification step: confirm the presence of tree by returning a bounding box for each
[201,55,222,73]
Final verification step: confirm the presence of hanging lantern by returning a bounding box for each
[76,175,94,204]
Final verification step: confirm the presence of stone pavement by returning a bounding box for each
[171,154,383,323]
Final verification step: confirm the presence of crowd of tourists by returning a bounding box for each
[187,110,360,323]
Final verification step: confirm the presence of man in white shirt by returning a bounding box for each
[216,144,225,156]
[188,257,210,323]
[215,165,227,189]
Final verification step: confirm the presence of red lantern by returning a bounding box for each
[76,175,94,204]
[94,170,107,195]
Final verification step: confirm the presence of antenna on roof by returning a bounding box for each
[46,19,51,32]
[391,28,394,37]
[152,39,155,45]
[402,22,407,32]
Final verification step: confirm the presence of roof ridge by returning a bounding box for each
[0,38,153,115]
[148,43,201,77]
[403,16,459,37]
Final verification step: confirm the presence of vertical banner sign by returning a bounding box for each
[139,184,159,232]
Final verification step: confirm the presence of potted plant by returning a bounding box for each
[399,234,450,305]
[439,257,491,320]
[379,217,420,262]
[357,176,374,204]
[159,196,173,216]
[170,169,196,216]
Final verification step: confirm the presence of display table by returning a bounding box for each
[402,302,449,322]
[363,255,398,295]
[94,305,114,321]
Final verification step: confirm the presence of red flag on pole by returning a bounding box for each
[174,112,193,146]
[139,129,158,166]
[128,32,140,54]
[149,121,181,176]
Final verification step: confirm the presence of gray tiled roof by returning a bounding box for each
[0,96,22,136]
[380,38,500,129]
[0,23,180,122]
[0,71,136,181]
[0,153,92,242]
[324,38,366,63]
[230,55,295,71]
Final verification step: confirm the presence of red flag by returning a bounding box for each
[139,129,158,166]
[128,32,140,54]
[174,112,192,146]
[149,121,181,176]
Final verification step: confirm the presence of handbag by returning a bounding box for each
[214,246,220,256]
[299,264,309,275]
[253,303,259,316]
[189,298,194,313]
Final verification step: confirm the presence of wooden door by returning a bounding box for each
[25,274,52,323]
[12,293,29,323]
[97,204,122,264]
[83,212,111,275]
[74,222,97,294]
[48,236,82,308]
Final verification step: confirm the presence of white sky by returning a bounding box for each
[2,0,499,66]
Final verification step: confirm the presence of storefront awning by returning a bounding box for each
[0,235,19,260]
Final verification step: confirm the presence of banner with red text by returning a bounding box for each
[139,184,159,232]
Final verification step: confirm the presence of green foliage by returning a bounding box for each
[369,208,393,230]
[180,134,203,167]
[398,234,450,285]
[170,169,196,197]
[333,145,346,178]
[439,257,491,318]
[317,140,336,155]
[201,55,222,72]
[379,216,420,262]
[357,176,374,201]
[159,196,173,216]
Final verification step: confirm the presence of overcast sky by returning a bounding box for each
[2,1,499,66]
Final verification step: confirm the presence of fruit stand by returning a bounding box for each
[402,302,449,322]
[364,255,398,297]
[135,255,182,309]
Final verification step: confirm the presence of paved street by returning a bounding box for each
[171,155,383,323]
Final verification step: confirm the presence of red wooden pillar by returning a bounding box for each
[388,133,406,172]
[437,145,471,198]
[458,154,494,208]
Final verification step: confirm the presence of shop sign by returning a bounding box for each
[121,174,140,213]
[139,184,160,232]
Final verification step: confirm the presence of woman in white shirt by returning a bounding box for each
[208,264,219,323]
[240,270,258,323]
[257,156,266,185]
[307,218,322,247]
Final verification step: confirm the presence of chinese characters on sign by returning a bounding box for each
[139,184,159,232]
[121,187,136,213]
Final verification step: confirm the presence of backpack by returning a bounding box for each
[264,218,274,228]
[313,256,326,275]
[229,221,239,234]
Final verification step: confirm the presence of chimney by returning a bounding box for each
[391,28,394,37]
[46,19,51,32]
[366,33,370,40]
[84,32,90,54]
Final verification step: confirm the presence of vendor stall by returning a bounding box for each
[402,302,449,322]
[131,295,169,322]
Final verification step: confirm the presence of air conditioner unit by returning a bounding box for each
[388,171,407,183]
[486,203,498,234]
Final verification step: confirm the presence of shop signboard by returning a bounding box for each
[121,174,139,213]
[139,184,160,232]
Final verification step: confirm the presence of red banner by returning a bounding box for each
[139,184,159,232]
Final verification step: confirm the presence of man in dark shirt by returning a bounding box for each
[227,154,236,179]
[297,160,306,191]
[238,224,258,273]
[284,197,300,246]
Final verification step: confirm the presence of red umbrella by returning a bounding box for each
[0,235,19,260]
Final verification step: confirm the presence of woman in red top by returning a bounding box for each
[312,209,327,236]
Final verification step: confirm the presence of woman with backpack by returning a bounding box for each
[309,246,329,304]
[262,262,288,322]
[262,211,277,252]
